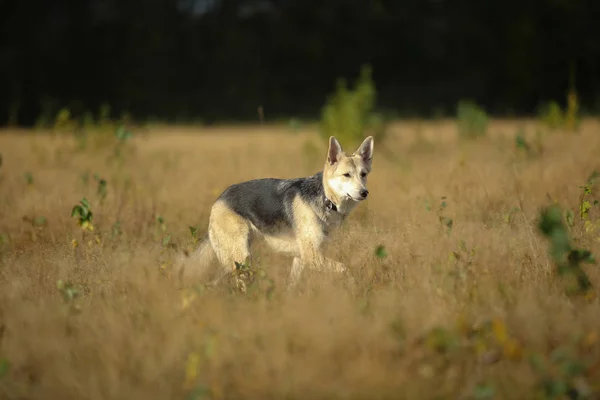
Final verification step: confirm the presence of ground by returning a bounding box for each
[0,119,600,399]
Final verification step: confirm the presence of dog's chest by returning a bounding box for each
[321,210,346,233]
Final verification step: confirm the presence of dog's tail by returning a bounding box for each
[175,233,216,284]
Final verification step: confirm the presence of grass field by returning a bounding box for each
[1,119,600,399]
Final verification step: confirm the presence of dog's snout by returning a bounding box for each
[360,189,369,198]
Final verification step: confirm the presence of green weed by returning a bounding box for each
[320,65,387,148]
[538,205,595,296]
[71,198,94,232]
[456,100,488,139]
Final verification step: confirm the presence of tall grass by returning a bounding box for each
[1,119,600,399]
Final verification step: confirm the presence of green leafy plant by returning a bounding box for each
[154,215,175,249]
[437,196,453,234]
[24,172,33,186]
[22,215,47,242]
[456,100,488,139]
[288,117,302,134]
[515,127,544,158]
[0,234,10,256]
[112,124,134,165]
[538,101,564,132]
[375,245,388,259]
[225,258,275,300]
[578,171,599,220]
[110,221,123,240]
[538,89,581,134]
[189,226,201,244]
[473,384,495,400]
[53,107,77,136]
[565,89,581,133]
[538,205,595,296]
[56,279,85,315]
[503,206,521,225]
[0,357,9,379]
[56,279,80,303]
[71,198,94,232]
[320,64,387,148]
[578,171,600,242]
[94,174,107,204]
[529,346,594,400]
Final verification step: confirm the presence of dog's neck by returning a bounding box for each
[322,177,356,216]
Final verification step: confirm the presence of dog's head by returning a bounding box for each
[323,136,374,202]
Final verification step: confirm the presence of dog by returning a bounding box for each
[177,135,374,288]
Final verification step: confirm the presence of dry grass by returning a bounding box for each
[1,119,600,399]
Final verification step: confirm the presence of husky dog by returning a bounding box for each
[177,135,374,287]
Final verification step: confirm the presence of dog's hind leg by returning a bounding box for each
[207,201,252,286]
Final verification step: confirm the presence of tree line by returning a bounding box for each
[1,0,599,126]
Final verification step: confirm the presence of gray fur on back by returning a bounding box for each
[216,171,326,235]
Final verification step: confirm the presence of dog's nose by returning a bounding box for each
[360,189,369,198]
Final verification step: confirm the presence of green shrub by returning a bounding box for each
[320,65,387,148]
[538,90,581,133]
[456,100,488,139]
[538,101,564,132]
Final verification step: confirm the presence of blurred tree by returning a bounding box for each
[0,0,599,125]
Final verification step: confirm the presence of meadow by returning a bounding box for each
[0,117,600,399]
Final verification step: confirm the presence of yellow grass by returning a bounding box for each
[1,119,600,399]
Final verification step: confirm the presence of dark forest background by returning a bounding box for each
[1,0,599,126]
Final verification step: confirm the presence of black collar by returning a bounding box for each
[324,196,338,212]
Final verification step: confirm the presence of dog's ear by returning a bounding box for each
[355,136,374,165]
[327,136,343,165]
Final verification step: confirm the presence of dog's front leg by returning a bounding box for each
[297,238,347,275]
[287,257,305,289]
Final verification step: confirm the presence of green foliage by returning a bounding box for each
[437,196,453,234]
[538,90,581,133]
[537,204,595,296]
[24,172,33,186]
[53,107,77,135]
[115,124,133,142]
[186,385,211,400]
[577,171,600,243]
[110,221,123,240]
[56,279,85,315]
[538,102,564,132]
[515,127,544,158]
[288,118,302,134]
[375,245,388,259]
[94,174,107,204]
[0,357,9,379]
[565,89,581,133]
[578,171,599,220]
[154,215,175,249]
[456,100,488,139]
[320,65,387,148]
[189,226,199,242]
[71,198,94,231]
[225,258,275,300]
[529,346,594,400]
[22,214,48,242]
[473,384,495,400]
[503,206,521,225]
[56,279,81,303]
[112,124,135,165]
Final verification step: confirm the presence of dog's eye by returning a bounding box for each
[343,173,351,178]
[360,172,367,178]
